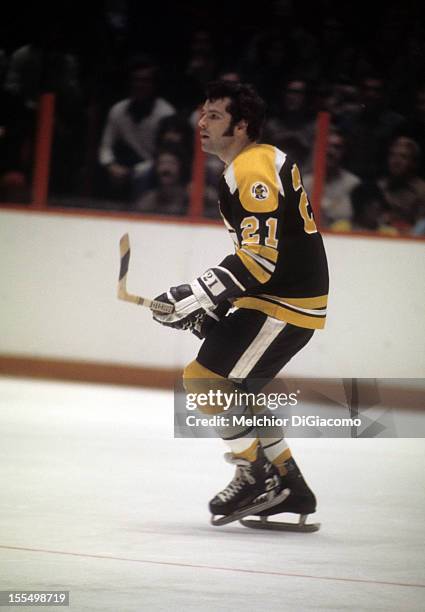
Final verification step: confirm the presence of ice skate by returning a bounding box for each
[210,447,289,527]
[239,458,320,532]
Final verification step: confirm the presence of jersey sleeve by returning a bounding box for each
[215,150,283,293]
[191,151,285,307]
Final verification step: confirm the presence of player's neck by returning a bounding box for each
[219,137,255,165]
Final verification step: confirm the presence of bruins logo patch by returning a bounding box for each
[250,182,269,201]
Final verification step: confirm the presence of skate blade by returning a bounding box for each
[239,513,320,533]
[211,488,290,527]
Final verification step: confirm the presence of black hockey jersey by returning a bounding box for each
[216,143,329,330]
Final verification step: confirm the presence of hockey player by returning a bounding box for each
[153,80,329,530]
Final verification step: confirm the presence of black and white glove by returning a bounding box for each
[152,284,226,337]
[152,284,214,333]
[153,266,240,337]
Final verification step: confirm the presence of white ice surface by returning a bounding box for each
[0,377,424,612]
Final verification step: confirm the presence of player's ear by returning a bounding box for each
[236,119,248,134]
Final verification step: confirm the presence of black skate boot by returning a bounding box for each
[239,458,320,532]
[209,447,289,527]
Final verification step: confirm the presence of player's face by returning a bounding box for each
[198,98,235,156]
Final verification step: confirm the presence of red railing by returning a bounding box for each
[311,111,330,229]
[31,93,55,209]
[188,120,206,218]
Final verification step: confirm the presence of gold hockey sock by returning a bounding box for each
[229,438,260,462]
[183,360,262,461]
[261,438,292,475]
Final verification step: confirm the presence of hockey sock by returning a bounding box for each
[247,402,293,475]
[261,438,292,475]
[183,359,261,460]
[227,438,259,462]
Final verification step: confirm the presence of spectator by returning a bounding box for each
[4,20,81,111]
[303,129,360,227]
[377,136,425,231]
[395,85,425,178]
[330,183,399,235]
[135,144,190,216]
[343,74,405,179]
[330,78,362,128]
[264,78,315,170]
[133,114,194,198]
[98,55,175,201]
[350,183,390,232]
[134,140,218,218]
[346,182,396,234]
[412,211,425,236]
[155,115,194,151]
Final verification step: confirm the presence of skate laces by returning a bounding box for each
[217,454,256,501]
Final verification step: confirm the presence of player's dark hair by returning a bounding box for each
[205,80,266,141]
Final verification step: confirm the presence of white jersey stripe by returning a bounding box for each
[259,294,327,316]
[229,317,287,379]
[274,147,286,196]
[240,248,276,273]
[223,162,238,194]
[215,265,246,292]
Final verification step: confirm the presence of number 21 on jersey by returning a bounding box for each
[241,216,279,248]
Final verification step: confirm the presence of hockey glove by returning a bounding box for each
[152,284,218,333]
[152,284,232,337]
[190,299,232,339]
[153,266,243,334]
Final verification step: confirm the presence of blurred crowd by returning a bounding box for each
[1,0,425,235]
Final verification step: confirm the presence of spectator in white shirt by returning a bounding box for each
[303,128,360,226]
[98,55,175,201]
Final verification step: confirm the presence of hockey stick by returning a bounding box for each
[118,233,174,314]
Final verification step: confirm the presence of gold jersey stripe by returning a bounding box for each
[233,144,279,213]
[236,249,272,283]
[243,244,278,263]
[262,294,328,308]
[234,297,326,330]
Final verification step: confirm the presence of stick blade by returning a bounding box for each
[117,233,174,314]
[119,233,131,282]
[120,233,130,257]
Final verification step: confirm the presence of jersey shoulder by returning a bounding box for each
[223,144,287,213]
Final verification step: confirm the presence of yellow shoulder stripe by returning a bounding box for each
[233,144,279,213]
